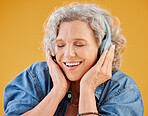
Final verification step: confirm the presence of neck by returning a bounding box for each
[70,80,80,105]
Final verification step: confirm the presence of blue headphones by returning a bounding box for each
[98,15,113,57]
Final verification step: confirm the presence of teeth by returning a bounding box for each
[65,62,80,66]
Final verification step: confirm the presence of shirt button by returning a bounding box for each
[68,93,72,98]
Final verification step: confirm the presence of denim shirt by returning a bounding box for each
[3,61,144,116]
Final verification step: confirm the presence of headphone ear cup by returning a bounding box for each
[98,15,113,58]
[97,35,106,60]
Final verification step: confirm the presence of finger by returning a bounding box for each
[95,50,108,69]
[46,45,55,67]
[107,45,115,73]
[102,45,115,71]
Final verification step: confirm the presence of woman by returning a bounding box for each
[3,3,144,116]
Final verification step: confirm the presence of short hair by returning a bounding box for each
[43,3,126,71]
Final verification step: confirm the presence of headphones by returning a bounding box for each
[98,15,113,58]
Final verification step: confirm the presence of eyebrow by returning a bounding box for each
[56,38,87,42]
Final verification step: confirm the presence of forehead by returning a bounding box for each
[56,20,95,41]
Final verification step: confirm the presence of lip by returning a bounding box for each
[62,61,82,71]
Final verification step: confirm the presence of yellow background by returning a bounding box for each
[0,0,148,115]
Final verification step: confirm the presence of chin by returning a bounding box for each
[66,74,82,82]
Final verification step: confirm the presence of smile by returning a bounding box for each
[63,61,82,70]
[65,62,81,67]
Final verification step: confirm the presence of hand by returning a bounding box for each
[46,46,70,94]
[80,45,115,92]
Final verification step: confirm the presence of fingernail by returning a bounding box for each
[112,45,115,49]
[104,50,108,54]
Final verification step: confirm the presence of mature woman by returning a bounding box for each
[3,3,144,116]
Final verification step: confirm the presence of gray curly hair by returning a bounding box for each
[43,3,126,71]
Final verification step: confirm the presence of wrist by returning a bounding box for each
[79,86,97,113]
[80,87,95,100]
[52,86,68,99]
[80,84,95,95]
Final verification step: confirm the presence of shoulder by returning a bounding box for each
[11,61,49,84]
[27,61,49,72]
[102,70,141,102]
[111,70,139,89]
[95,70,139,98]
[8,61,49,83]
[25,61,49,77]
[26,61,51,95]
[3,61,51,115]
[95,70,144,115]
[6,61,50,91]
[6,61,51,97]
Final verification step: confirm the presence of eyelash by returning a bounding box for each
[57,45,65,48]
[56,44,85,48]
[75,44,85,47]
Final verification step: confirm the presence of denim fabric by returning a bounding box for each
[3,61,144,116]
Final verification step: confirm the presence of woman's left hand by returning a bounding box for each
[80,45,115,93]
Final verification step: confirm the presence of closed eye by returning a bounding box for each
[74,40,86,47]
[57,45,65,48]
[75,44,85,47]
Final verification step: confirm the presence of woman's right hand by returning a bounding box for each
[46,46,70,95]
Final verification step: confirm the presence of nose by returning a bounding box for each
[64,45,76,58]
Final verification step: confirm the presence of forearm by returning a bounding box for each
[79,87,98,115]
[22,87,66,116]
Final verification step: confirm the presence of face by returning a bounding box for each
[55,20,98,81]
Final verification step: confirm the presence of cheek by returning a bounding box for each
[82,47,98,58]
[84,49,98,65]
